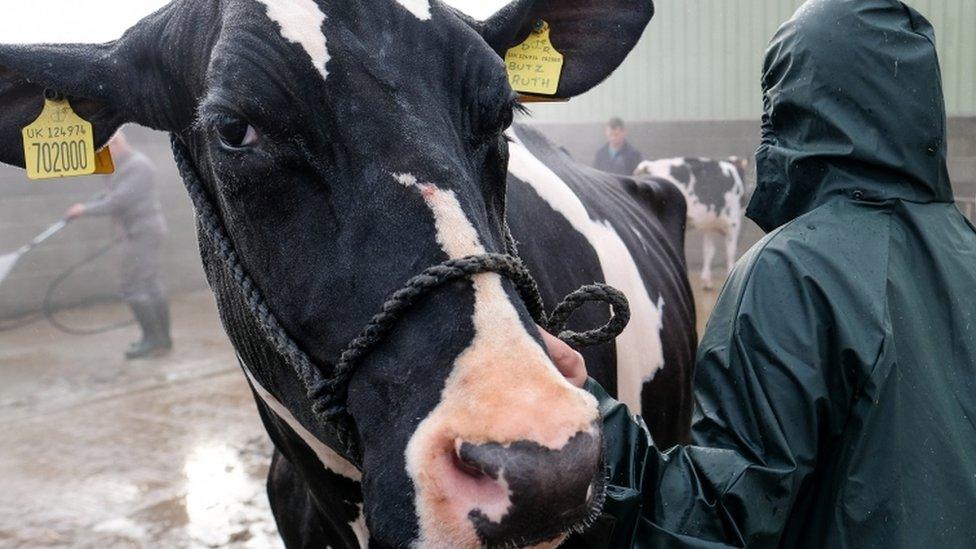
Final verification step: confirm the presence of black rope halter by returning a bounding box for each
[170,134,631,465]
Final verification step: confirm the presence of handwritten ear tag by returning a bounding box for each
[22,97,98,180]
[505,20,564,97]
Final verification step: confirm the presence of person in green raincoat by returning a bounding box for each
[550,0,976,546]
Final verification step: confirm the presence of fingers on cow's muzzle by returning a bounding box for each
[453,426,604,545]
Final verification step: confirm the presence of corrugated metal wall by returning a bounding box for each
[527,0,975,123]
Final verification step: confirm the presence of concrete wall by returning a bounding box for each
[0,127,207,319]
[528,117,976,195]
[528,0,976,124]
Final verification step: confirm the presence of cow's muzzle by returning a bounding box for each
[450,426,604,547]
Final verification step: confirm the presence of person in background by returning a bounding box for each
[66,131,172,359]
[593,116,644,175]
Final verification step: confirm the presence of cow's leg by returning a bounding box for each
[701,232,716,291]
[725,222,740,275]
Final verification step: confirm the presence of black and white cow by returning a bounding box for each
[508,125,694,448]
[0,0,693,547]
[635,157,748,290]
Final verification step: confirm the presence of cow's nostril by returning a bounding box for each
[456,440,506,479]
[451,445,492,480]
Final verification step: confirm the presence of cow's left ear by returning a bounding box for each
[0,7,181,168]
[474,0,654,98]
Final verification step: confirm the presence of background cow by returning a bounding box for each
[635,157,749,290]
[0,0,691,547]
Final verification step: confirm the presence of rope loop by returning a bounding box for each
[545,284,631,348]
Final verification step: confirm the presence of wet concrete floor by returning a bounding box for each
[0,275,724,548]
[0,291,281,548]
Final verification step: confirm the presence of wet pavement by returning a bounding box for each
[0,275,725,548]
[0,291,282,548]
[691,274,723,338]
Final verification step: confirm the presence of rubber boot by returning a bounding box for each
[125,300,168,359]
[153,298,173,350]
[126,300,153,352]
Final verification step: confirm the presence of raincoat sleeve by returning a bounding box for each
[590,242,860,548]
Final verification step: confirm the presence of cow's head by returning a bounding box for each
[0,1,652,545]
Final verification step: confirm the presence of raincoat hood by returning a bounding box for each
[747,0,953,232]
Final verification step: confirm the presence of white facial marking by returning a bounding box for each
[395,0,432,20]
[395,173,482,258]
[396,172,598,547]
[242,367,369,548]
[254,0,330,79]
[507,132,666,413]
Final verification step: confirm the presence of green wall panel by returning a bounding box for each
[527,0,974,123]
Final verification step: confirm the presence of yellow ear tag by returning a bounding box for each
[505,20,564,97]
[22,96,100,180]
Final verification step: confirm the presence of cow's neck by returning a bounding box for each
[246,367,370,546]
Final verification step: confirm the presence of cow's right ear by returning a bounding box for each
[474,0,655,98]
[0,43,127,168]
[0,8,180,169]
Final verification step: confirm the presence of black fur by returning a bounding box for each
[683,158,735,212]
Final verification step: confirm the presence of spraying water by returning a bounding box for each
[0,252,19,286]
[0,220,67,288]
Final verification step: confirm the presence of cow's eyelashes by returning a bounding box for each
[472,101,518,147]
[497,106,515,133]
[214,115,260,150]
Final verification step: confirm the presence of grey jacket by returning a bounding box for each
[84,151,167,237]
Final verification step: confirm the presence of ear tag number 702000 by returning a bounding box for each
[22,93,114,180]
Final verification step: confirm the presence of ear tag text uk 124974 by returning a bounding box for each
[22,95,113,180]
[505,20,564,97]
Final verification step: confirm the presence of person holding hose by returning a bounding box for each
[66,131,172,359]
[544,0,976,546]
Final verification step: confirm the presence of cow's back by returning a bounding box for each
[505,124,695,448]
[636,157,747,233]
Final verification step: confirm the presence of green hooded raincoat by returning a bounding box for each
[585,0,976,547]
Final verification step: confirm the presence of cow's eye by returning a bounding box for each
[472,101,517,147]
[215,116,259,149]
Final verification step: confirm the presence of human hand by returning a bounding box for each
[538,326,587,388]
[66,203,86,219]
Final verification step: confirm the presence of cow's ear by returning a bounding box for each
[477,0,654,98]
[0,9,179,168]
[0,43,128,168]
